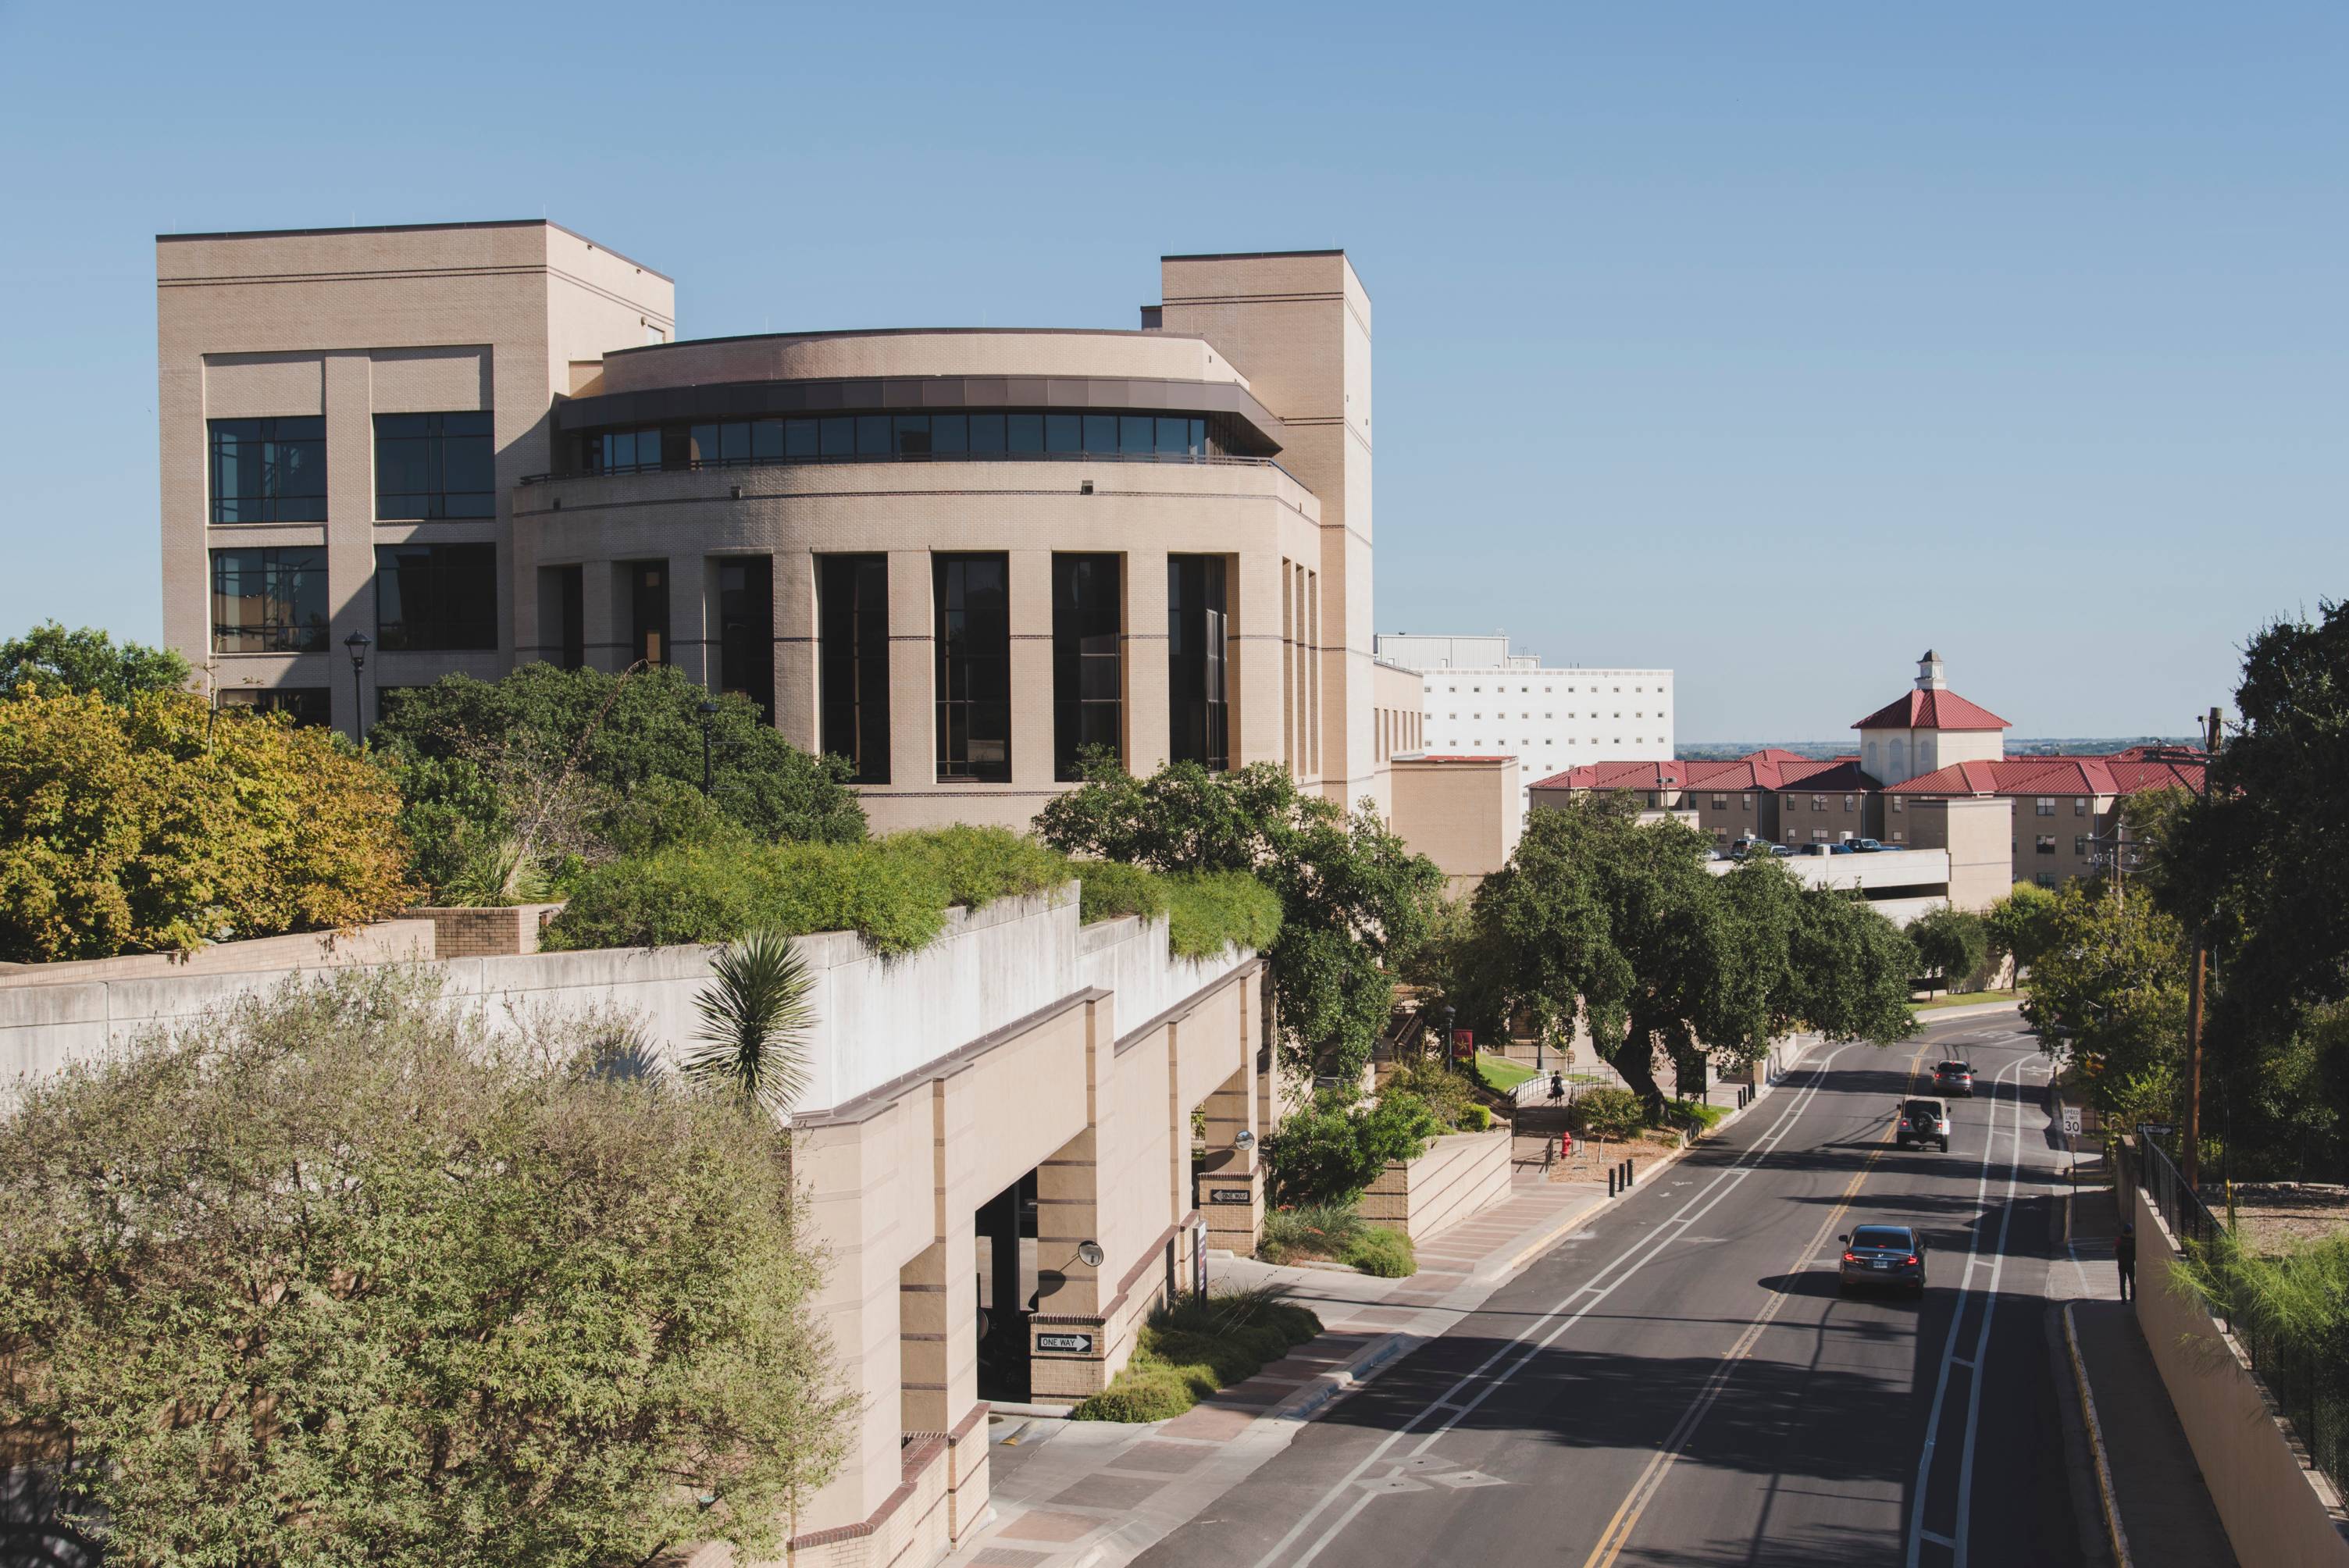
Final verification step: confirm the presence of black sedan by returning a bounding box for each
[1839,1224,1927,1297]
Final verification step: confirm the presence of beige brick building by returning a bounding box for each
[158,223,1415,829]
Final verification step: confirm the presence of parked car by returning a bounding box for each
[1827,842,1856,854]
[1769,843,1796,858]
[1848,838,1887,853]
[1933,1060,1975,1097]
[1896,1097,1952,1152]
[1839,1223,1928,1297]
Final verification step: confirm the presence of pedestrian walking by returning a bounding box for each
[2116,1221,2137,1301]
[1549,1071,1565,1105]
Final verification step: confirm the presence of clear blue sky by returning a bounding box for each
[2,2,2340,741]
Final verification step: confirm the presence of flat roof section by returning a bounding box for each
[155,218,673,282]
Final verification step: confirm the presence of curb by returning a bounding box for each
[1912,998,2027,1023]
[2063,1303,2134,1568]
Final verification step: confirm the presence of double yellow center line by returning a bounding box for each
[1578,1044,1930,1568]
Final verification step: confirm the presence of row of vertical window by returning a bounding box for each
[208,412,493,523]
[581,412,1219,476]
[210,544,496,653]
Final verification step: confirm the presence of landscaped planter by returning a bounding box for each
[1358,1126,1513,1242]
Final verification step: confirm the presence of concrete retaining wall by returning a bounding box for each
[1360,1127,1513,1242]
[0,891,1249,1124]
[2131,1185,2349,1568]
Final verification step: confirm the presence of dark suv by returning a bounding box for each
[1897,1098,1952,1152]
[1840,1224,1927,1297]
[1933,1060,1975,1098]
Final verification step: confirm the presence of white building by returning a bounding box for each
[1373,633,1675,824]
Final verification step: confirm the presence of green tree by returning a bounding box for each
[0,688,414,961]
[0,971,850,1565]
[0,621,189,704]
[372,665,864,902]
[1035,760,1444,1082]
[2019,880,2190,1117]
[1984,882,2062,983]
[1468,796,1773,1107]
[1906,906,1991,996]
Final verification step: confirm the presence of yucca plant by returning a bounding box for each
[683,928,816,1115]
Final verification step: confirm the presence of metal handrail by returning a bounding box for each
[519,449,1301,487]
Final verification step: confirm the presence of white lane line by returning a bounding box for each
[1245,1046,1857,1568]
[1903,1051,2026,1566]
[1952,1048,2032,1564]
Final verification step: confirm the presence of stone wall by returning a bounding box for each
[1359,1127,1513,1242]
[2131,1185,2349,1568]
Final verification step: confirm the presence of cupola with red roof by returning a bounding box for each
[1852,650,2009,785]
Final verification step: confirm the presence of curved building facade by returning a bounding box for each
[158,223,1388,829]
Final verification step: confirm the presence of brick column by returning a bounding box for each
[887,550,933,788]
[1197,1057,1262,1255]
[1010,549,1054,789]
[773,548,818,750]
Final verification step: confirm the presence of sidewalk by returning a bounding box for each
[944,1167,1616,1566]
[2052,1179,2240,1567]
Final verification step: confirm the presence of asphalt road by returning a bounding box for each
[1135,1017,2083,1568]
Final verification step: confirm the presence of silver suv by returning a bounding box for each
[1897,1097,1952,1153]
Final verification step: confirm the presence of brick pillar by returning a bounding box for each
[1197,1059,1262,1255]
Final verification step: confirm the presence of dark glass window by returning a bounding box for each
[209,416,326,522]
[893,415,931,455]
[586,427,662,473]
[1044,413,1082,453]
[375,412,494,519]
[717,555,775,718]
[820,416,855,457]
[856,415,891,455]
[785,419,818,458]
[375,543,497,651]
[1120,415,1155,454]
[545,564,584,670]
[932,414,968,453]
[819,554,890,784]
[1083,414,1117,453]
[211,547,328,654]
[936,554,1011,782]
[971,414,1008,454]
[1007,414,1044,453]
[626,560,670,667]
[1053,554,1121,781]
[1167,554,1228,770]
[218,686,332,726]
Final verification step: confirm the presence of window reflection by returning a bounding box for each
[582,411,1220,476]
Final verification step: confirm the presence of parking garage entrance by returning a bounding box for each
[975,1171,1036,1403]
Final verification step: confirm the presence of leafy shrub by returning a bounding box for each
[544,827,1067,956]
[1259,1201,1367,1263]
[1263,1090,1442,1206]
[593,775,753,860]
[1669,1097,1730,1131]
[1569,1085,1646,1139]
[1341,1228,1417,1278]
[1460,1103,1494,1132]
[1383,1058,1478,1130]
[1071,1286,1321,1421]
[1163,871,1284,958]
[1074,859,1167,925]
[0,689,414,961]
[1909,906,1992,994]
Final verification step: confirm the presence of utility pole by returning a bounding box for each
[2181,705,2222,1193]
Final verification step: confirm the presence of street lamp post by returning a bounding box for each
[697,699,719,795]
[343,632,371,741]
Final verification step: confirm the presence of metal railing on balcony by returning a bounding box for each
[519,449,1302,487]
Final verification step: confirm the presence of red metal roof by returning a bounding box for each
[1537,747,2207,801]
[1851,689,2012,732]
[1884,754,2207,798]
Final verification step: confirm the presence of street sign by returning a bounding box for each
[1036,1332,1094,1354]
[2061,1107,2083,1138]
[1207,1188,1253,1205]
